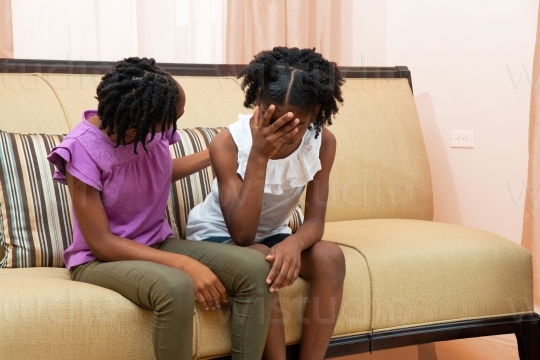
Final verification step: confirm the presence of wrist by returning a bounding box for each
[284,235,304,251]
[174,254,194,272]
[248,150,270,165]
[202,149,211,167]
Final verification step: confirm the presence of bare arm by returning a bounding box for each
[264,127,337,291]
[210,130,264,246]
[284,127,336,250]
[66,171,227,310]
[210,106,299,246]
[171,149,211,182]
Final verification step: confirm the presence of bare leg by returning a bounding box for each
[298,241,345,360]
[248,243,287,360]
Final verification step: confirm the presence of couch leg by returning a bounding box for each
[417,343,438,360]
[515,319,540,360]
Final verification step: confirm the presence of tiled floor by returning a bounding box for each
[331,334,519,360]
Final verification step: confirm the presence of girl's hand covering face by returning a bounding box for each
[249,105,300,161]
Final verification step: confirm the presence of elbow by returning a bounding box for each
[84,235,113,262]
[226,216,257,246]
[229,229,256,247]
[88,243,109,261]
[232,236,254,247]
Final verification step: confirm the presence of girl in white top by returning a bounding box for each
[187,47,346,360]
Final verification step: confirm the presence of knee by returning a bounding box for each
[249,243,271,256]
[314,242,346,284]
[242,249,272,285]
[152,271,195,312]
[231,248,272,294]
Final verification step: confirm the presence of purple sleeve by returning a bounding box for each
[168,129,180,145]
[47,138,102,191]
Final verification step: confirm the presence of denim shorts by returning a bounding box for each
[203,233,290,248]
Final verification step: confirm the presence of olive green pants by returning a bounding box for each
[71,238,272,360]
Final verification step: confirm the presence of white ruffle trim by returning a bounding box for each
[230,114,322,195]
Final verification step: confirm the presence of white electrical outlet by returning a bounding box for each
[450,130,475,148]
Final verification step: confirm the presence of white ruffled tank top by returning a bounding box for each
[186,114,322,242]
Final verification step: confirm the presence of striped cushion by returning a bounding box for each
[0,132,72,268]
[168,127,304,239]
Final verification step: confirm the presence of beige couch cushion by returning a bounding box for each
[0,268,154,360]
[0,74,70,134]
[40,74,100,129]
[173,76,248,129]
[326,78,433,223]
[324,219,533,331]
[38,74,249,130]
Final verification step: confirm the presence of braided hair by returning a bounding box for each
[238,47,344,138]
[96,57,180,153]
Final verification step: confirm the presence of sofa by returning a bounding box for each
[0,59,538,360]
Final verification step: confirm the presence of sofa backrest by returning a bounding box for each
[0,65,433,242]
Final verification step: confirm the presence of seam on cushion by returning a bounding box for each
[332,240,534,334]
[331,241,374,332]
[34,74,71,130]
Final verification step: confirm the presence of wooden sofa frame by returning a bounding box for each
[1,59,538,360]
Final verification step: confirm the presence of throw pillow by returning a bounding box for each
[0,131,72,267]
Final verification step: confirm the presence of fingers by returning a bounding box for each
[270,261,293,291]
[253,106,260,127]
[271,113,300,146]
[195,291,213,311]
[280,264,298,289]
[255,104,299,142]
[265,247,276,263]
[196,281,228,311]
[270,110,296,131]
[266,246,301,292]
[266,256,282,289]
[261,104,276,126]
[216,281,228,306]
[199,289,223,311]
[267,258,299,292]
[275,119,299,143]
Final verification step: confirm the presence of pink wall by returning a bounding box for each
[351,0,537,243]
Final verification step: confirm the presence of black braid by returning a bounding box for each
[238,47,344,138]
[96,57,180,153]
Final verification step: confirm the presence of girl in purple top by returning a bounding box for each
[47,58,272,360]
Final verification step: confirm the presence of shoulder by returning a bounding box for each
[209,129,242,179]
[317,127,336,173]
[58,125,94,156]
[166,128,181,145]
[209,129,239,164]
[48,127,103,190]
[320,127,336,155]
[228,114,252,147]
[210,129,237,152]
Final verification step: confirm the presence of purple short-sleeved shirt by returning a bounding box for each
[47,110,180,270]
